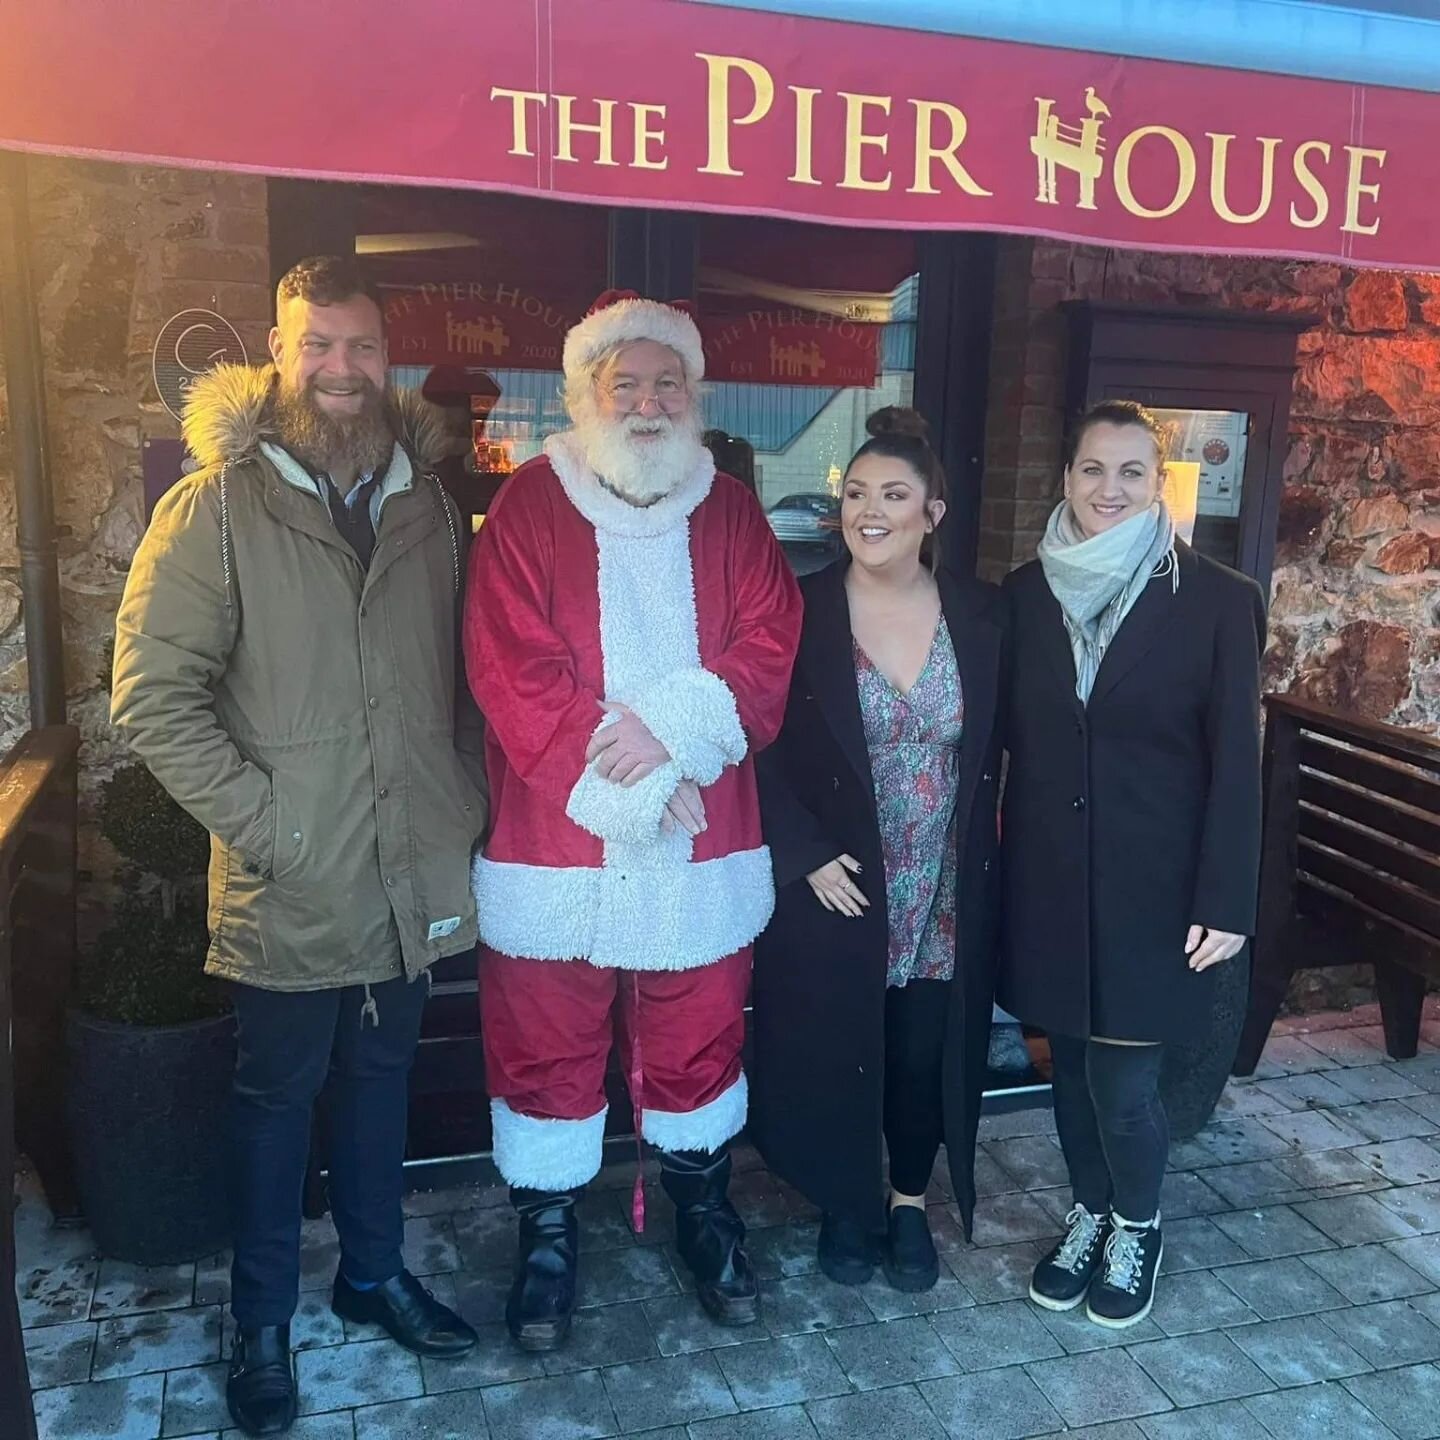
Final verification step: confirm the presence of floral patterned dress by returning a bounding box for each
[855,622,964,988]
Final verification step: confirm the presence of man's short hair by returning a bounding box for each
[275,255,384,322]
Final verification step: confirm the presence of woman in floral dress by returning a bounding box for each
[751,409,1005,1290]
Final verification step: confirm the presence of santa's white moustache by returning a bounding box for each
[574,408,705,503]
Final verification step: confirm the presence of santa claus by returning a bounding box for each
[464,292,802,1349]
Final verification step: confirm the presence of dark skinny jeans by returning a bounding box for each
[1048,1033,1168,1223]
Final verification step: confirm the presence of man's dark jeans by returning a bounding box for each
[228,970,428,1328]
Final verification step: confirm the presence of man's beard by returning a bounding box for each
[572,406,705,505]
[273,375,396,478]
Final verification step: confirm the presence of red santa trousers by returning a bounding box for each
[481,944,752,1191]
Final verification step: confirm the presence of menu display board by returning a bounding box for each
[1153,408,1248,520]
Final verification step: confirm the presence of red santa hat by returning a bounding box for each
[563,289,705,386]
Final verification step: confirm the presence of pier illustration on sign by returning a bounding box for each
[445,314,511,359]
[769,337,826,380]
[1031,89,1110,210]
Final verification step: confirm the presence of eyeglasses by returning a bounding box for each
[600,379,690,414]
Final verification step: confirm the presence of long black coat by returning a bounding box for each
[750,560,1004,1236]
[998,542,1265,1044]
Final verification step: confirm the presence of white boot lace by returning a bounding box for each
[1054,1205,1102,1273]
[1101,1222,1146,1295]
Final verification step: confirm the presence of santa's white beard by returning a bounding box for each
[573,408,705,504]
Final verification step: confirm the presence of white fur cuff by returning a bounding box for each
[490,1099,608,1190]
[566,757,680,844]
[643,1072,748,1154]
[628,668,746,786]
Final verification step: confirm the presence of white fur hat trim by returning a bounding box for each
[563,292,705,384]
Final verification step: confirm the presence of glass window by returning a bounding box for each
[696,216,920,576]
[1152,407,1250,568]
[355,185,609,525]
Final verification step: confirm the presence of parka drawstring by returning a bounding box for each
[362,969,430,1030]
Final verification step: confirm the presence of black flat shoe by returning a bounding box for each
[226,1324,296,1437]
[817,1212,879,1286]
[506,1188,580,1352]
[884,1205,940,1293]
[332,1271,478,1358]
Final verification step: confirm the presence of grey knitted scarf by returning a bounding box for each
[1036,500,1178,703]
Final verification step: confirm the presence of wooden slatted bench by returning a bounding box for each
[1234,694,1440,1075]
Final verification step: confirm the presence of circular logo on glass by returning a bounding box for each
[1202,438,1231,466]
[152,310,248,422]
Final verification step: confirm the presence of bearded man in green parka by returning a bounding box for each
[112,256,487,1437]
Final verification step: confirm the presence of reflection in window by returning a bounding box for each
[357,185,606,527]
[695,216,920,576]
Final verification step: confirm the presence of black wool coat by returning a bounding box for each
[997,542,1265,1044]
[749,560,1004,1236]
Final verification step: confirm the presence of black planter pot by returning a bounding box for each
[66,1008,236,1265]
[1160,948,1252,1139]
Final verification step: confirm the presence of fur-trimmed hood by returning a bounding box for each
[181,363,452,472]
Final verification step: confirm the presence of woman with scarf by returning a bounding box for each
[1000,400,1264,1328]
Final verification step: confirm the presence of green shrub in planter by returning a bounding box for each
[78,761,224,1025]
[68,732,236,1262]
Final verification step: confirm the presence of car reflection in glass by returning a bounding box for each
[765,493,842,555]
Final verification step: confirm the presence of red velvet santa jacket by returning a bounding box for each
[464,431,802,972]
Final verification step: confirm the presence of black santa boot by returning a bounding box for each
[506,1188,580,1352]
[659,1145,760,1327]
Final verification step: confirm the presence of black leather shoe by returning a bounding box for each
[884,1204,940,1293]
[331,1271,478,1358]
[226,1324,296,1437]
[506,1188,581,1352]
[660,1145,761,1327]
[817,1212,879,1286]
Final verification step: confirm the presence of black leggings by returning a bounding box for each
[883,979,950,1197]
[1049,1034,1168,1223]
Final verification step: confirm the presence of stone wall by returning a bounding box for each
[0,157,269,936]
[980,235,1440,733]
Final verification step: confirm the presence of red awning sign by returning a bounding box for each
[9,1,1435,270]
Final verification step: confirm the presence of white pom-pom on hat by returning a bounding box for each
[563,288,705,386]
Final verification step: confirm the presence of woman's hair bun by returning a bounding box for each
[865,406,930,443]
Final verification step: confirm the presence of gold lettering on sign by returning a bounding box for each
[1207,134,1282,224]
[1289,141,1332,229]
[629,103,668,170]
[1030,90,1109,210]
[490,88,548,157]
[1113,125,1197,219]
[838,92,893,191]
[697,53,775,176]
[554,96,618,167]
[1342,146,1386,235]
[789,86,822,186]
[908,100,993,197]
